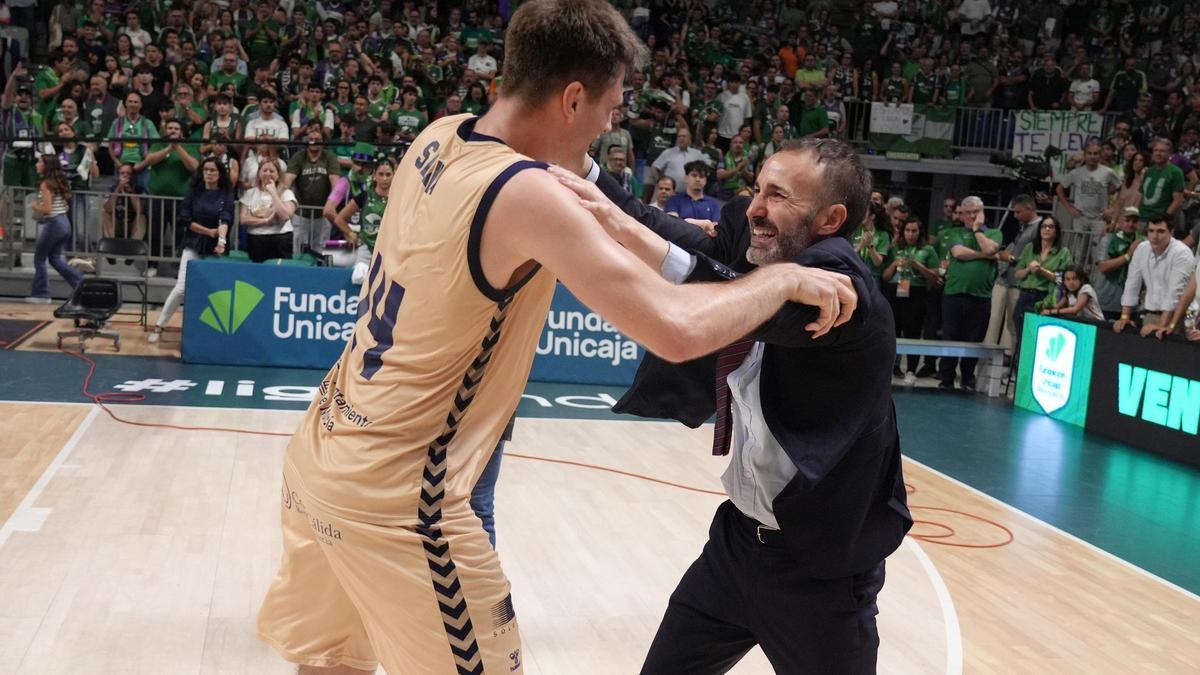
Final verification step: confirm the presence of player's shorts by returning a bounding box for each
[257,459,524,674]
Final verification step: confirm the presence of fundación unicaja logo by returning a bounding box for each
[1031,324,1076,415]
[199,280,264,335]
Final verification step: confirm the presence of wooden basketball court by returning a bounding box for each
[1,389,1198,673]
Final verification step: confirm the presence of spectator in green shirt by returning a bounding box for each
[1139,138,1186,223]
[941,64,972,107]
[1013,216,1074,339]
[940,195,1002,391]
[884,216,942,382]
[138,119,199,262]
[35,51,87,123]
[853,201,891,284]
[907,59,939,105]
[795,89,829,139]
[1093,207,1144,317]
[391,86,428,145]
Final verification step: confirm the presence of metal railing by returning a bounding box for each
[1,184,344,275]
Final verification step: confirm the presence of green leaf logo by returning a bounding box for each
[199,280,264,335]
[1045,332,1066,361]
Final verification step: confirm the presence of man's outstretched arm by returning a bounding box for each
[480,170,856,363]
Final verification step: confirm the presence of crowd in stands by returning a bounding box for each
[0,0,1197,355]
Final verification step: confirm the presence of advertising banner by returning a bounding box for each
[1014,314,1098,427]
[183,260,644,386]
[182,259,359,369]
[1088,329,1200,467]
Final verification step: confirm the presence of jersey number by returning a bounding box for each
[414,140,446,195]
[355,254,406,380]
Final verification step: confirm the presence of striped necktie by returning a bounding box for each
[712,339,755,456]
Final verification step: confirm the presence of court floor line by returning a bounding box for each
[0,406,100,549]
[908,458,1200,604]
[8,401,1196,605]
[904,537,962,675]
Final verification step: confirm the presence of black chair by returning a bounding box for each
[55,278,122,352]
[96,237,149,327]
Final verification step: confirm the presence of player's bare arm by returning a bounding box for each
[479,169,857,363]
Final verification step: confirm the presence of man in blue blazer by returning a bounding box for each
[572,138,912,673]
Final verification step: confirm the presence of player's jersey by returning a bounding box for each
[286,114,554,524]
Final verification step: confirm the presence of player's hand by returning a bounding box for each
[685,218,718,238]
[788,266,858,338]
[1186,328,1200,341]
[1142,323,1166,338]
[1113,318,1131,333]
[548,164,635,242]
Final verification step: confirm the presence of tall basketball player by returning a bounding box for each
[256,2,859,673]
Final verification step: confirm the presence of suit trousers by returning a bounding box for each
[641,501,885,675]
[939,293,991,386]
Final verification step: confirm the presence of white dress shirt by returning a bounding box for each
[1121,237,1196,312]
[660,244,796,528]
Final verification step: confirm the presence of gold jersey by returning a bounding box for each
[286,114,555,524]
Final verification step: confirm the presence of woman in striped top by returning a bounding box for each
[26,153,84,303]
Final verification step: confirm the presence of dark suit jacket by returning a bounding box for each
[610,230,913,579]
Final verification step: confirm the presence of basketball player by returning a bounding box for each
[256,2,859,674]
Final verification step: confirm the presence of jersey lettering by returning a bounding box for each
[415,140,446,195]
[355,253,407,380]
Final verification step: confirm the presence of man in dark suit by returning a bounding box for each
[568,138,912,673]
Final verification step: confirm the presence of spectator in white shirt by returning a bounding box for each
[1068,63,1101,111]
[1152,253,1200,341]
[716,74,751,151]
[651,126,711,193]
[1116,219,1197,336]
[957,0,992,37]
[467,38,497,80]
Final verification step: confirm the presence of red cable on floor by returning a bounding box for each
[59,349,1014,548]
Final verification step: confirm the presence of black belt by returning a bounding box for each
[731,506,785,546]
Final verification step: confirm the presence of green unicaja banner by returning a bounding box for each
[1014,314,1098,427]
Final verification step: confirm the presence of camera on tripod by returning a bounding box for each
[988,145,1063,182]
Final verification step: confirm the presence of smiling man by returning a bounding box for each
[560,138,911,674]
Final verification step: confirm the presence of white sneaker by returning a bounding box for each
[903,372,917,386]
[24,296,52,304]
[148,330,160,344]
[351,262,369,285]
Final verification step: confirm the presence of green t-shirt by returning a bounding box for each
[245,19,281,64]
[943,78,969,107]
[853,226,892,278]
[943,227,1003,298]
[107,116,159,165]
[354,187,388,250]
[210,70,248,97]
[1139,163,1185,221]
[146,142,196,198]
[796,105,829,137]
[33,68,61,122]
[367,97,390,121]
[391,108,427,136]
[1016,243,1073,292]
[1103,230,1144,284]
[929,218,955,244]
[882,76,907,102]
[910,72,938,104]
[889,244,939,287]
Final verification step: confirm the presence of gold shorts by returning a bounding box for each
[257,460,524,674]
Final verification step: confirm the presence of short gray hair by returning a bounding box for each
[961,195,984,210]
